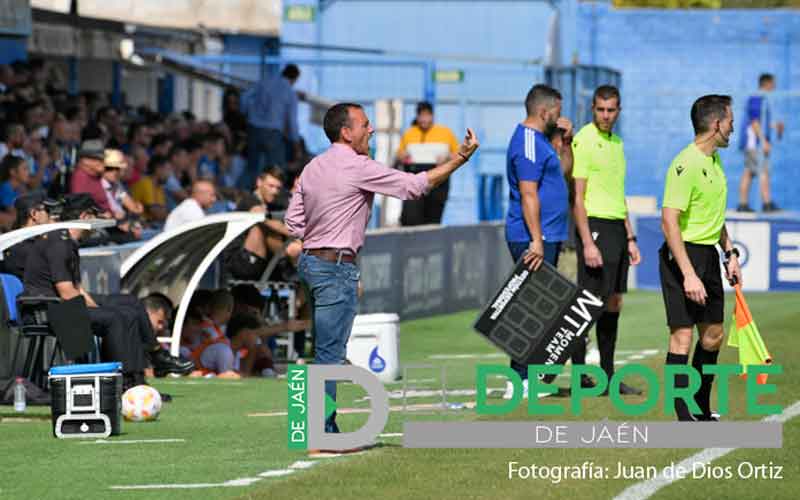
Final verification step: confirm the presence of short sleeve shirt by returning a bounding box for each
[739,95,771,151]
[22,230,81,297]
[662,143,727,245]
[571,122,627,220]
[505,124,569,243]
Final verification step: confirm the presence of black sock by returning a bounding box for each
[692,341,719,417]
[571,336,587,365]
[597,312,620,379]
[666,352,693,421]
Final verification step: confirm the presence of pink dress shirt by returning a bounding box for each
[286,143,431,254]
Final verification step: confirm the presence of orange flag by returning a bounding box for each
[727,285,772,384]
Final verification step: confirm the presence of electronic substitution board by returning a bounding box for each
[474,259,605,382]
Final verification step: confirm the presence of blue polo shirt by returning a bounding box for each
[739,95,771,151]
[505,124,568,243]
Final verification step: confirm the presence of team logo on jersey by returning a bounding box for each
[676,165,684,176]
[592,232,599,241]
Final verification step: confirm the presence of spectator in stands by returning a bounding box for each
[240,64,301,189]
[198,132,226,180]
[125,143,149,186]
[131,154,171,223]
[396,102,459,226]
[69,139,112,215]
[223,88,248,137]
[151,134,173,158]
[164,143,191,210]
[164,179,217,231]
[0,64,14,95]
[102,148,143,221]
[738,73,785,213]
[127,122,152,153]
[0,123,26,159]
[0,155,30,226]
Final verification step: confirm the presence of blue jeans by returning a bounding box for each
[506,240,562,381]
[240,126,287,190]
[297,253,360,432]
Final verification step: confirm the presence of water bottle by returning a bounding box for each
[13,377,26,413]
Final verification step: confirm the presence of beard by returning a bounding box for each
[544,119,559,138]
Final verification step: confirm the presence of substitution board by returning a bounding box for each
[474,259,605,382]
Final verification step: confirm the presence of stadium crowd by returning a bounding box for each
[0,58,312,384]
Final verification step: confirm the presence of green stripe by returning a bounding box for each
[287,364,308,450]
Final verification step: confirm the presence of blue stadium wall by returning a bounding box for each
[577,3,800,212]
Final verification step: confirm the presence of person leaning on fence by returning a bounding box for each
[659,94,742,422]
[285,102,479,442]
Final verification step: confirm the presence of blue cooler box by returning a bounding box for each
[48,363,123,439]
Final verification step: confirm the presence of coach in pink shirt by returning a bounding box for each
[286,102,478,439]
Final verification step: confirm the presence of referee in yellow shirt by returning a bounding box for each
[571,85,642,395]
[660,94,742,421]
[397,102,459,225]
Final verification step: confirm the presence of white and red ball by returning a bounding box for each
[122,385,162,422]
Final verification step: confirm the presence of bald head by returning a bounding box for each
[191,180,217,209]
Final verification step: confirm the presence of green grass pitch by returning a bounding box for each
[1,290,798,500]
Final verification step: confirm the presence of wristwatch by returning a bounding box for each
[724,248,740,259]
[627,235,637,243]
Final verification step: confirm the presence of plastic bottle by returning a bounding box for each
[13,377,26,413]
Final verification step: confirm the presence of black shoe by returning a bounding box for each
[160,392,173,403]
[580,375,596,389]
[737,204,754,213]
[602,381,643,396]
[693,411,720,421]
[149,349,195,377]
[763,202,780,212]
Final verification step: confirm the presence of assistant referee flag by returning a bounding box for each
[727,285,772,384]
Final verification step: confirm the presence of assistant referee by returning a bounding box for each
[659,94,742,421]
[571,85,642,395]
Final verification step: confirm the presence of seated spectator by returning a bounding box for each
[190,289,240,379]
[223,167,302,282]
[164,143,192,210]
[131,154,171,224]
[164,179,217,231]
[0,155,30,228]
[102,148,143,220]
[198,132,226,180]
[69,139,112,215]
[150,134,172,157]
[0,123,26,159]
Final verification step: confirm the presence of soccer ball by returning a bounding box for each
[122,385,162,422]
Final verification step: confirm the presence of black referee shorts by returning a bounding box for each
[658,242,724,328]
[576,217,629,299]
[227,248,269,281]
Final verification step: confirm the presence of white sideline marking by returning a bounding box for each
[111,477,262,490]
[614,400,800,500]
[258,470,294,478]
[289,460,317,470]
[427,353,507,360]
[379,433,404,438]
[81,438,186,445]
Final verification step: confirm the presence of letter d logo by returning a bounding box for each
[288,364,389,451]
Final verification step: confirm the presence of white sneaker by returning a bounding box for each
[503,381,515,399]
[502,380,529,400]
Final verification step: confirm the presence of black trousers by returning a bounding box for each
[401,179,449,226]
[87,305,144,373]
[89,294,159,373]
